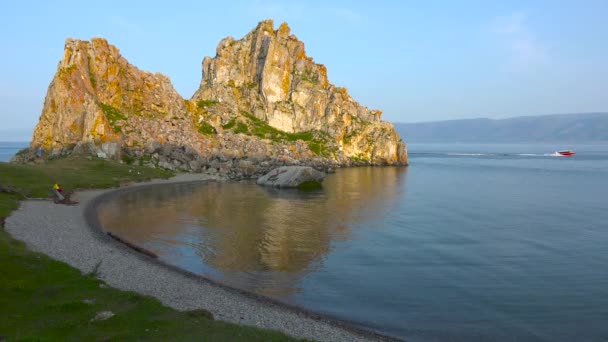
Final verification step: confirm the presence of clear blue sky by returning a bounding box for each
[1,0,607,139]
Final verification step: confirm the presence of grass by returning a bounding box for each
[121,154,135,165]
[0,156,304,341]
[0,155,172,198]
[138,155,154,167]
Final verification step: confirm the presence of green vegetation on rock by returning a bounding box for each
[307,141,323,155]
[196,108,339,159]
[222,119,237,130]
[86,55,97,88]
[342,129,361,145]
[0,157,303,341]
[298,69,319,84]
[349,154,369,164]
[234,121,249,134]
[286,131,314,142]
[89,71,97,89]
[99,103,127,133]
[197,122,217,135]
[240,112,287,140]
[197,99,219,109]
[307,132,337,158]
[226,112,337,157]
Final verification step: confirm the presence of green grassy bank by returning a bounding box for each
[0,156,302,341]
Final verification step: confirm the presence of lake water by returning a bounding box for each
[97,143,608,341]
[0,142,28,162]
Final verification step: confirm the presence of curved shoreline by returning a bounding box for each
[6,174,401,342]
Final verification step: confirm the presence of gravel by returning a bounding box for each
[5,174,396,342]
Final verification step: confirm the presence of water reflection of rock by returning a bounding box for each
[98,167,407,296]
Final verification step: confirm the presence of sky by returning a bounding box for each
[1,0,607,140]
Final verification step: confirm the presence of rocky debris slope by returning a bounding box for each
[24,20,407,177]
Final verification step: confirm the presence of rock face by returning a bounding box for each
[192,20,407,165]
[28,20,407,175]
[256,166,326,188]
[31,38,200,159]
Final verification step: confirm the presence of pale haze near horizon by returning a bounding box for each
[0,0,607,141]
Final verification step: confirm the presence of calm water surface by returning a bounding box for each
[0,142,28,162]
[98,143,608,341]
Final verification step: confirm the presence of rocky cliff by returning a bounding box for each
[30,37,205,160]
[26,20,407,176]
[192,20,406,165]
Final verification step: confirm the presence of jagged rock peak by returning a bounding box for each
[31,37,193,153]
[192,19,407,165]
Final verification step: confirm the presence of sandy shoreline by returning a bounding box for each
[5,174,398,342]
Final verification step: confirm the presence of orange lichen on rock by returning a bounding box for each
[317,64,329,87]
[183,99,198,114]
[99,134,116,142]
[278,22,291,37]
[336,87,349,96]
[296,48,306,60]
[69,121,79,133]
[282,72,291,95]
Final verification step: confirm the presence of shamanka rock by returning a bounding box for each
[192,20,407,165]
[23,19,408,176]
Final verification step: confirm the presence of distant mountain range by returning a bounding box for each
[395,113,608,143]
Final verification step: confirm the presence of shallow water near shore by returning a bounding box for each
[98,143,608,341]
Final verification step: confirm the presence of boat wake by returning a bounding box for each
[413,151,576,158]
[444,152,560,157]
[511,153,572,157]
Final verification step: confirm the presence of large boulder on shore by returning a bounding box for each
[256,166,326,188]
